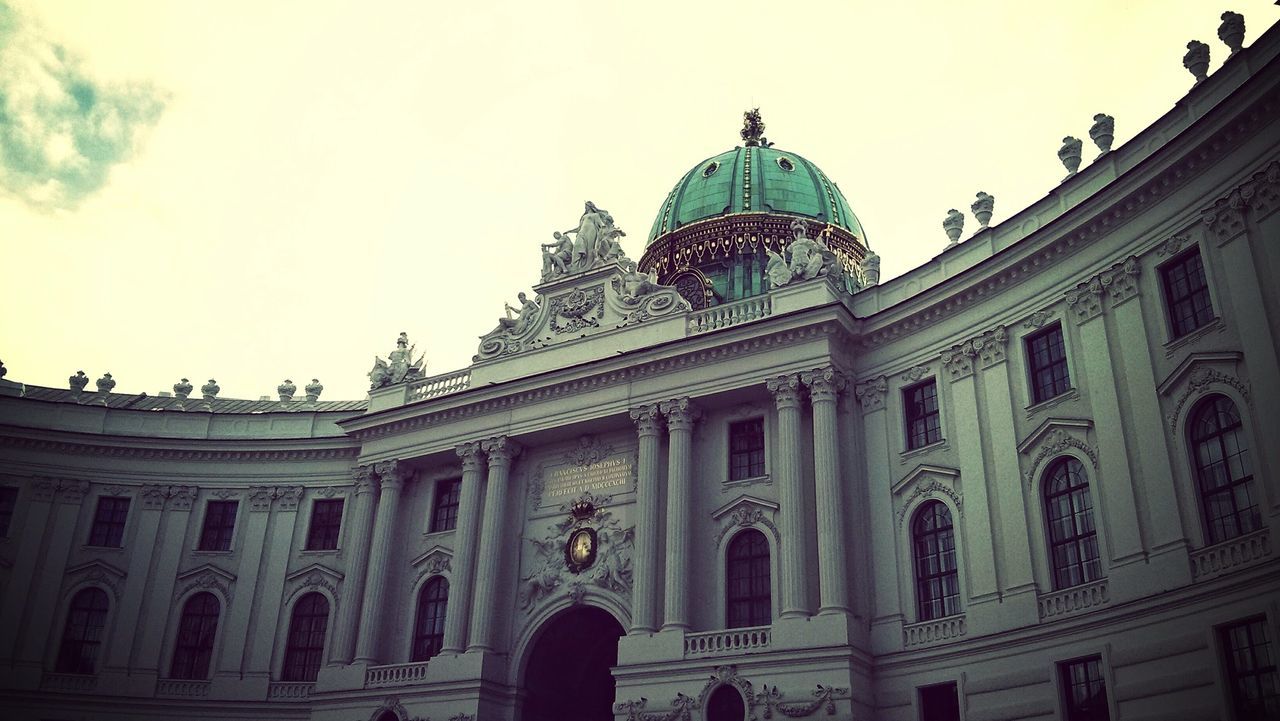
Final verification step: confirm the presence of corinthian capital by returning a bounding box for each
[659,397,700,431]
[801,366,847,403]
[853,375,887,413]
[975,325,1008,369]
[352,465,378,495]
[456,442,486,473]
[629,403,664,436]
[940,341,977,381]
[766,373,805,409]
[481,436,522,465]
[374,460,412,489]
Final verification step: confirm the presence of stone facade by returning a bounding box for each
[2,19,1280,721]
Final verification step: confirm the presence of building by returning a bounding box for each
[1,12,1278,721]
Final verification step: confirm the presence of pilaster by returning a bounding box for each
[215,485,277,678]
[328,466,378,664]
[244,486,303,678]
[134,488,199,677]
[0,479,56,667]
[16,479,88,672]
[855,376,903,647]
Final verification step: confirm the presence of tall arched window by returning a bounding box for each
[170,592,220,679]
[55,587,110,674]
[1190,395,1259,544]
[912,501,959,621]
[726,529,771,628]
[412,577,449,661]
[1044,457,1102,589]
[282,593,329,682]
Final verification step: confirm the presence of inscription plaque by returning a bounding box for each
[543,456,633,500]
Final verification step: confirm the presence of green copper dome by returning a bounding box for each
[647,144,865,245]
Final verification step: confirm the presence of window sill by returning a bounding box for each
[1163,318,1224,358]
[722,474,771,490]
[1024,387,1079,419]
[82,544,124,552]
[300,548,339,555]
[899,439,948,464]
[421,529,456,540]
[191,549,234,556]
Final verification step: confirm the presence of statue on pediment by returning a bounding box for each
[620,261,660,302]
[501,292,541,336]
[368,332,425,389]
[554,201,627,276]
[541,232,574,281]
[765,219,842,288]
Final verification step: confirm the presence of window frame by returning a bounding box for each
[169,592,221,680]
[911,500,961,622]
[1058,655,1111,721]
[305,498,345,551]
[917,681,961,721]
[1218,615,1280,721]
[727,417,767,482]
[281,592,330,682]
[411,576,449,661]
[1024,323,1072,405]
[55,587,111,674]
[1188,394,1260,545]
[1159,246,1216,340]
[724,528,772,629]
[902,378,943,452]
[197,500,239,552]
[87,496,131,548]
[428,479,462,534]
[1043,456,1103,590]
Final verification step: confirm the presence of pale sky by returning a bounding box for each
[2,1,1277,401]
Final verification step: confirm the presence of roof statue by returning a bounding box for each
[740,108,772,148]
[68,370,89,393]
[551,201,628,280]
[764,219,842,288]
[619,261,660,301]
[861,250,881,287]
[368,332,425,389]
[541,232,573,281]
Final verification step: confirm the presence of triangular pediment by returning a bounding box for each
[285,562,344,585]
[64,559,127,581]
[410,545,453,574]
[1016,417,1093,455]
[176,563,237,585]
[891,463,960,496]
[1157,351,1243,395]
[711,494,779,520]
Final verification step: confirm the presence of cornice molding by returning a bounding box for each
[0,429,358,462]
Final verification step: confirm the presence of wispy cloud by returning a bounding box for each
[0,1,166,211]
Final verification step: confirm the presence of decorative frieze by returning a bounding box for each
[248,485,305,512]
[899,364,931,383]
[1066,256,1141,322]
[853,375,887,412]
[33,478,89,504]
[616,665,849,721]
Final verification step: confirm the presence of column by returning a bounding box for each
[628,405,664,633]
[659,398,698,631]
[766,373,811,619]
[973,328,1036,595]
[941,345,1000,602]
[803,367,851,615]
[467,437,521,653]
[1067,280,1146,565]
[16,480,89,667]
[216,486,274,676]
[328,466,378,664]
[0,480,56,665]
[354,461,408,664]
[441,443,486,653]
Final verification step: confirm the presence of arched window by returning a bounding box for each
[170,592,220,679]
[282,593,329,682]
[912,501,959,621]
[411,577,449,661]
[55,588,110,674]
[1190,395,1259,544]
[1044,457,1102,589]
[726,529,771,628]
[707,684,748,721]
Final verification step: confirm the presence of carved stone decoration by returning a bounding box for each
[801,366,846,403]
[304,378,323,402]
[550,287,606,334]
[741,107,769,147]
[975,326,1009,368]
[712,502,781,548]
[449,714,476,721]
[900,365,931,383]
[277,379,296,402]
[173,565,236,603]
[1202,188,1248,243]
[754,683,847,718]
[141,484,198,511]
[1247,160,1280,220]
[630,404,664,436]
[1219,12,1245,56]
[940,342,977,381]
[0,359,6,379]
[69,370,89,393]
[366,695,408,721]
[1099,256,1141,304]
[942,209,964,245]
[896,478,964,530]
[764,220,844,289]
[173,378,193,399]
[1089,114,1115,155]
[563,435,616,468]
[201,379,220,401]
[1023,310,1055,329]
[766,373,805,410]
[374,460,412,491]
[971,192,994,228]
[283,564,343,607]
[368,332,426,390]
[95,373,115,394]
[1156,234,1192,257]
[1166,366,1251,432]
[853,375,887,412]
[1065,276,1105,324]
[62,560,127,601]
[860,250,881,288]
[1058,136,1083,179]
[276,486,304,511]
[617,665,850,721]
[553,201,627,277]
[1023,428,1100,484]
[34,478,89,504]
[1184,40,1210,83]
[518,493,634,613]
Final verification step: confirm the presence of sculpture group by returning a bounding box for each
[764,219,843,288]
[541,200,628,282]
[368,332,426,389]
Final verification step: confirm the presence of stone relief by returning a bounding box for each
[1023,428,1099,485]
[284,564,342,607]
[896,479,964,529]
[899,365,931,383]
[562,434,616,468]
[368,332,426,390]
[62,561,127,601]
[550,287,606,334]
[712,502,781,548]
[764,219,843,288]
[1165,365,1251,433]
[173,566,235,604]
[1156,233,1192,257]
[1023,309,1056,329]
[615,665,849,721]
[518,493,634,613]
[854,375,887,412]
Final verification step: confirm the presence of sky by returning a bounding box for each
[1,1,1277,402]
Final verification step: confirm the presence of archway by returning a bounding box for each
[520,605,625,721]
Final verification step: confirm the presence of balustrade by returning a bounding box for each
[1191,529,1271,581]
[266,681,314,701]
[684,626,772,658]
[687,295,772,334]
[365,661,431,689]
[902,614,967,648]
[155,679,211,698]
[407,368,472,402]
[1038,579,1110,620]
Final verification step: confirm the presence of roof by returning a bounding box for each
[11,384,369,414]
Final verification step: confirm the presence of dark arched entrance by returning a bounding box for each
[521,606,625,721]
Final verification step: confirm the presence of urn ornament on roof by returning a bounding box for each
[1089,114,1115,155]
[1218,12,1245,56]
[1184,40,1210,83]
[943,209,964,245]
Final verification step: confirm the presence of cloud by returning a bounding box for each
[0,1,167,211]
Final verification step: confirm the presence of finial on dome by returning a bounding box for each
[741,108,770,147]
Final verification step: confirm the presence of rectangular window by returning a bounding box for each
[87,496,130,547]
[429,479,462,533]
[1221,617,1280,720]
[728,418,766,481]
[1027,324,1071,404]
[198,500,239,551]
[306,499,344,550]
[904,379,942,451]
[1162,249,1215,338]
[1060,656,1110,721]
[0,486,17,537]
[918,682,960,721]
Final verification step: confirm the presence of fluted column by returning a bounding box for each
[328,466,378,664]
[468,436,522,652]
[629,405,664,633]
[441,443,486,653]
[659,398,699,631]
[354,460,408,664]
[802,367,851,615]
[767,373,811,619]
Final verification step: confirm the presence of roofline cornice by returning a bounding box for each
[0,425,360,462]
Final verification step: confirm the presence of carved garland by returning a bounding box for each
[896,480,964,530]
[1023,428,1100,485]
[713,504,782,548]
[1165,367,1251,433]
[518,493,635,614]
[173,570,233,604]
[615,665,849,721]
[550,286,606,334]
[284,571,340,608]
